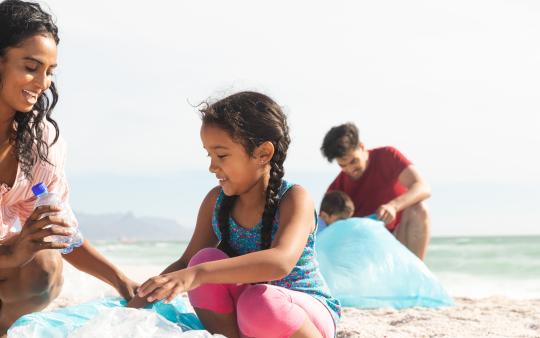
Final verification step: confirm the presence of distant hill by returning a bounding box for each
[76,212,193,242]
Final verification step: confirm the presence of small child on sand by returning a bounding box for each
[319,191,355,226]
[132,91,340,338]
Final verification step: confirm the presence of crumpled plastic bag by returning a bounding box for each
[8,297,223,338]
[316,217,454,308]
[71,307,220,338]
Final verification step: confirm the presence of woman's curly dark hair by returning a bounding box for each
[200,91,290,256]
[0,0,60,179]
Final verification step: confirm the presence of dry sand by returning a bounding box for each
[336,297,540,338]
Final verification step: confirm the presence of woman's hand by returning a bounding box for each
[126,295,149,309]
[114,274,140,301]
[137,267,201,304]
[9,205,71,267]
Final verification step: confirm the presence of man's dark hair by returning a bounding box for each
[320,191,355,219]
[320,122,359,162]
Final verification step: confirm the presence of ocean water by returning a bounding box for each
[424,236,540,299]
[54,236,540,306]
[79,236,540,300]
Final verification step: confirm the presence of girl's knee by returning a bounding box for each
[188,248,229,267]
[237,284,273,320]
[237,285,305,337]
[187,249,236,314]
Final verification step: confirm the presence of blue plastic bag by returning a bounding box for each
[8,297,204,337]
[316,217,453,308]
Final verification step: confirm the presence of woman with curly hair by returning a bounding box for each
[0,1,137,334]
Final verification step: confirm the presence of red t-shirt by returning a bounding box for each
[327,146,411,231]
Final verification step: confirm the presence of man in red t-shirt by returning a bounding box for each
[321,122,431,260]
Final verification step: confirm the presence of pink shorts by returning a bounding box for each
[187,248,336,338]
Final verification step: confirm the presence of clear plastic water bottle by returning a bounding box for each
[31,182,83,254]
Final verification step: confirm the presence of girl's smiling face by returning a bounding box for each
[201,124,270,196]
[0,33,57,117]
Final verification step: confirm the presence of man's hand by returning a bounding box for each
[376,203,398,224]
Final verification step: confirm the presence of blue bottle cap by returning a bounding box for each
[31,182,48,197]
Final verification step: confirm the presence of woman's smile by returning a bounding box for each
[22,89,40,105]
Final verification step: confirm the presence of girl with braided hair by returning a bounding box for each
[134,91,340,337]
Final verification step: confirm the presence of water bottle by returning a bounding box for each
[31,182,83,254]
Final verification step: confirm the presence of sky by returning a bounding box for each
[39,0,540,236]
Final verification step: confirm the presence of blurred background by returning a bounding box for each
[32,0,540,301]
[42,0,539,238]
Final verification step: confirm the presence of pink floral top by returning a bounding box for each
[0,124,77,242]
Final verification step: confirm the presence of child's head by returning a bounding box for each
[319,190,354,225]
[199,91,290,255]
[320,122,369,180]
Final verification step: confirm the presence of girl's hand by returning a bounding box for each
[137,267,200,304]
[10,205,72,267]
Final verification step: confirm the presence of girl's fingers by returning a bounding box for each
[138,276,168,297]
[137,279,158,297]
[147,281,175,302]
[137,281,156,297]
[164,287,182,304]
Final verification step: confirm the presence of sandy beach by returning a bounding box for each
[336,297,540,338]
[12,243,530,338]
[44,292,540,338]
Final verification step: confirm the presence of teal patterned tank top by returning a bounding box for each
[212,180,341,324]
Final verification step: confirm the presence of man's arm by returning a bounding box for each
[377,165,431,224]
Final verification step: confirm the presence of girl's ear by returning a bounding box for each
[255,141,275,165]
